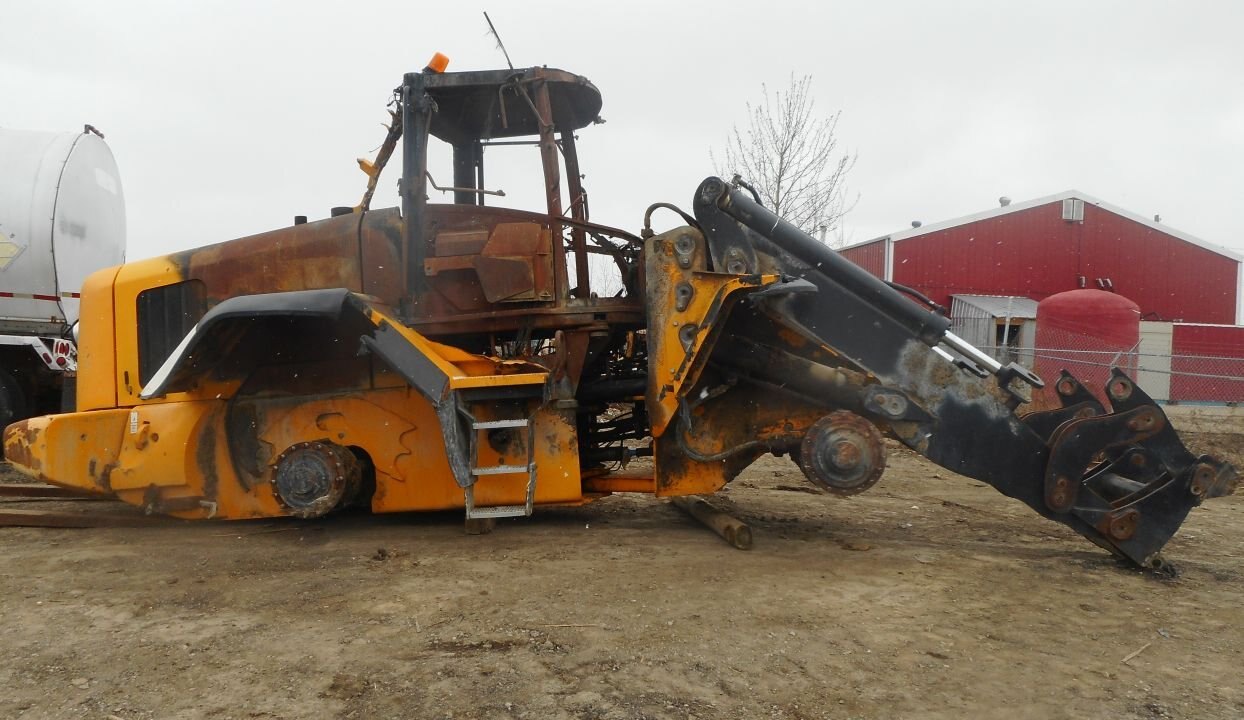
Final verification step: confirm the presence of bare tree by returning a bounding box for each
[715,75,856,245]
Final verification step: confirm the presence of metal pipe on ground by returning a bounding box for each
[670,496,753,550]
[0,509,164,528]
[0,483,110,499]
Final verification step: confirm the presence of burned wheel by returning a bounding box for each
[273,442,361,518]
[797,411,887,496]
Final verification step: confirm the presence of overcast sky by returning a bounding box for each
[5,1,1243,261]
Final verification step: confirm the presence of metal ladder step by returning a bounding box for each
[472,418,530,430]
[463,403,538,521]
[473,464,532,476]
[466,504,529,519]
[464,469,537,520]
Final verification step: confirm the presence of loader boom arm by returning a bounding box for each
[679,177,1238,568]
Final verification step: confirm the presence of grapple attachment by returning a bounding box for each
[1022,369,1237,566]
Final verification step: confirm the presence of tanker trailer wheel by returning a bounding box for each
[797,411,887,496]
[272,442,362,518]
[0,371,27,430]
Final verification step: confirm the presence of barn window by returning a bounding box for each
[1061,198,1085,222]
[136,280,208,385]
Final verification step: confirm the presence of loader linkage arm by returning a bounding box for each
[687,177,1238,569]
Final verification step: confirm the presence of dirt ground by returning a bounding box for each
[1,434,1241,720]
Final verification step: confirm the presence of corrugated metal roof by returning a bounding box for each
[853,189,1243,263]
[951,294,1038,319]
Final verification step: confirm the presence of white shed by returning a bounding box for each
[949,294,1038,366]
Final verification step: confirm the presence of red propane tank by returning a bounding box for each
[1034,289,1140,408]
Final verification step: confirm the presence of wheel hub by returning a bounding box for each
[273,442,361,518]
[798,411,886,496]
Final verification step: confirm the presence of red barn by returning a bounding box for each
[841,190,1243,325]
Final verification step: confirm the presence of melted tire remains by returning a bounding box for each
[273,442,361,518]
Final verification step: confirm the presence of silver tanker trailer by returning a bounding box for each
[0,126,126,426]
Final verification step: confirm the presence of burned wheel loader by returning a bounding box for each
[4,61,1236,570]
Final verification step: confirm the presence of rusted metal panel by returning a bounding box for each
[402,203,644,334]
[424,221,552,305]
[180,212,366,304]
[359,207,404,305]
[479,222,553,302]
[433,229,491,256]
[423,255,478,275]
[474,256,535,303]
[413,205,551,317]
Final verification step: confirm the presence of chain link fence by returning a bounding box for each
[1166,351,1244,403]
[972,341,1244,405]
